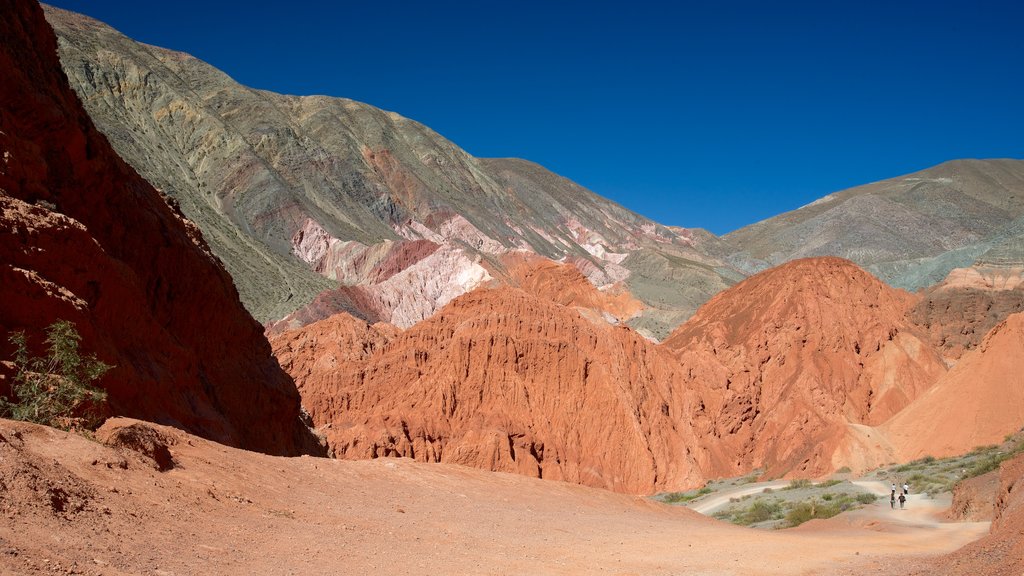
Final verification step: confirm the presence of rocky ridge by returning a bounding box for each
[0,0,318,455]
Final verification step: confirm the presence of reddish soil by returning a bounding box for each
[0,417,995,576]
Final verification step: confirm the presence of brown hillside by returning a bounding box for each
[0,0,318,455]
[272,287,717,494]
[663,257,947,478]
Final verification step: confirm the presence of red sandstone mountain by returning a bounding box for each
[272,287,719,494]
[0,0,318,455]
[273,257,981,492]
[662,257,948,478]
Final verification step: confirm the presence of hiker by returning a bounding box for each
[890,492,896,509]
[903,482,909,495]
[898,492,906,509]
[891,482,897,495]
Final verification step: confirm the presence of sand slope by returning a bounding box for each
[882,312,1024,461]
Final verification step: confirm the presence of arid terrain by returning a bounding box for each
[1,0,1023,573]
[0,418,1014,576]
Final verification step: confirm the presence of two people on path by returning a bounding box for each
[891,481,909,509]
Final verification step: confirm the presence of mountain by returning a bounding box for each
[0,0,318,455]
[272,256,1013,492]
[663,257,948,477]
[271,287,719,494]
[725,159,1024,290]
[45,6,743,339]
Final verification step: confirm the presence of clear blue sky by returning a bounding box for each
[47,0,1024,234]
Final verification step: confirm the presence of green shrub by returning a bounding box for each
[816,479,842,488]
[855,493,877,504]
[737,499,783,525]
[663,485,712,504]
[835,466,852,474]
[784,479,811,490]
[784,500,842,527]
[1,320,110,429]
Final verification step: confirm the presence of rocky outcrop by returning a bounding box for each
[486,252,644,324]
[0,0,319,455]
[272,287,718,494]
[663,257,947,478]
[909,266,1024,361]
[948,469,999,522]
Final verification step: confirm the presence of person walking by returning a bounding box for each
[898,492,906,509]
[903,483,909,496]
[890,492,896,509]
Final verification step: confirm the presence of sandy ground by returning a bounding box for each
[0,419,990,575]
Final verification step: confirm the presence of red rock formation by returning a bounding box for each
[881,312,1024,461]
[271,287,718,494]
[909,266,1024,361]
[948,469,999,522]
[663,257,947,478]
[0,0,318,455]
[488,252,644,323]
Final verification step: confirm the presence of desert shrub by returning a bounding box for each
[784,479,811,490]
[855,493,877,504]
[1,320,110,429]
[663,485,712,504]
[816,479,842,488]
[821,493,834,501]
[737,499,783,525]
[836,466,852,474]
[784,500,842,527]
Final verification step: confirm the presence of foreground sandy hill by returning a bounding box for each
[0,417,996,575]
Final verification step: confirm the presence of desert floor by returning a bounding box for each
[0,419,989,575]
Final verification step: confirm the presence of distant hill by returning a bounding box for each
[725,159,1024,290]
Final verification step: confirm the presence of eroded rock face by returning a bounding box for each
[272,288,718,494]
[0,0,319,456]
[663,257,947,478]
[909,266,1024,361]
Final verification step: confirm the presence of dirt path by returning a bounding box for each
[688,480,790,514]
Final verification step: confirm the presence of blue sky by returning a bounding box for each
[47,0,1024,234]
